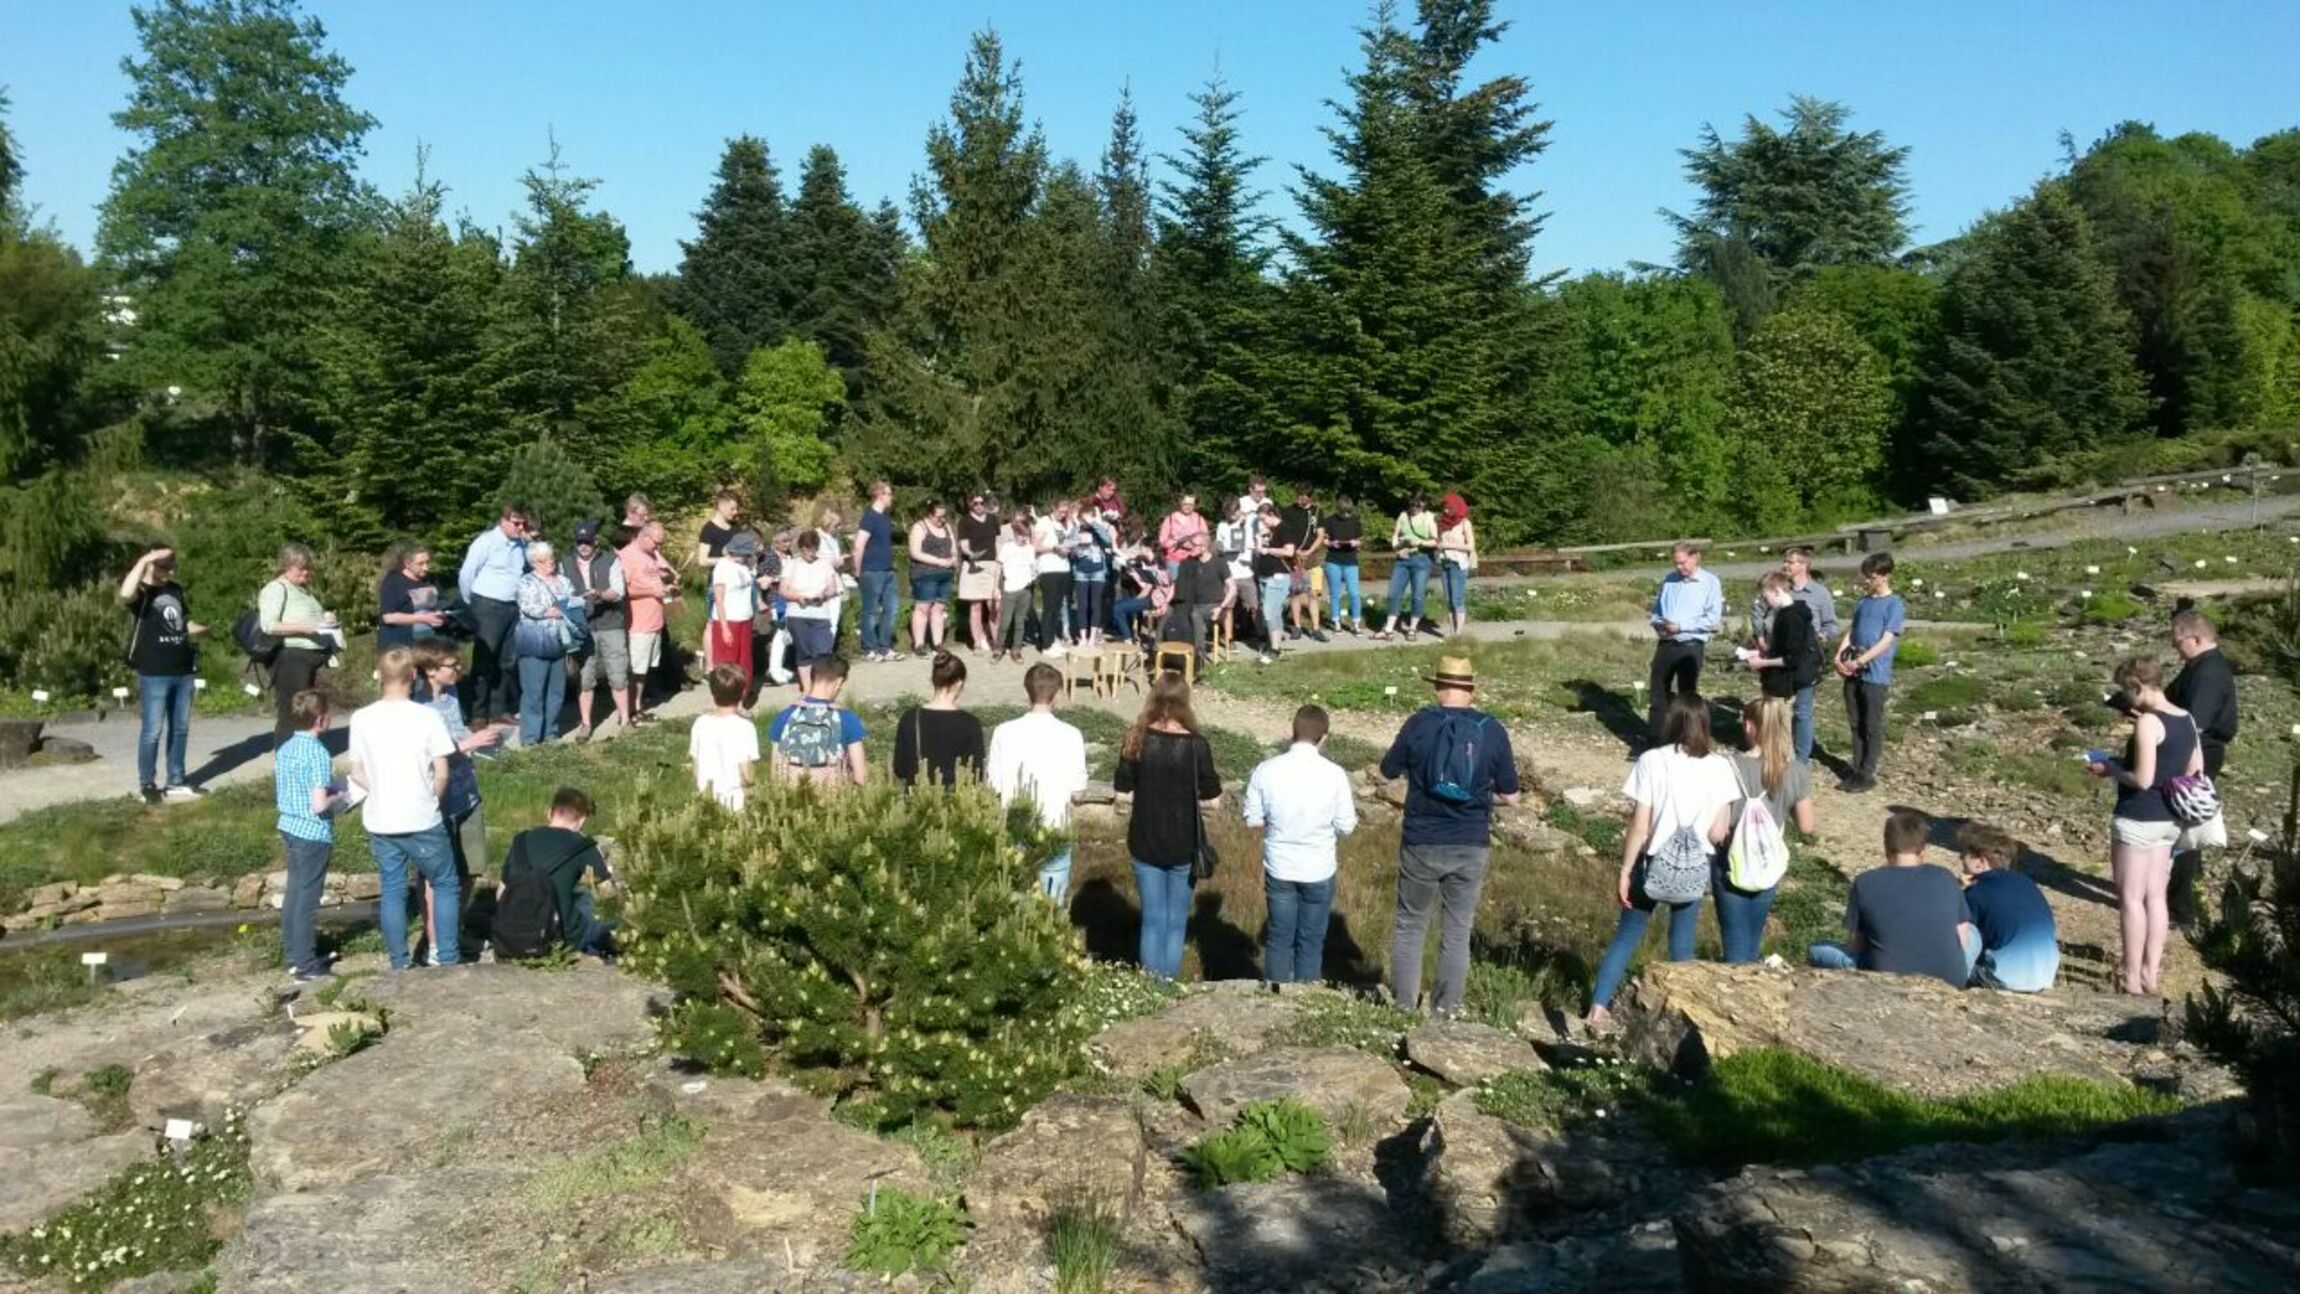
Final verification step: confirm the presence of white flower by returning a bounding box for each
[2085,565,2100,575]
[2194,560,2208,569]
[2015,571,2030,581]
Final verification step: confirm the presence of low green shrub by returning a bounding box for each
[621,775,1085,1131]
[2001,620,2051,648]
[1048,1201,1120,1294]
[1179,1127,1281,1188]
[1475,1063,1659,1131]
[2077,589,2146,624]
[1902,674,1986,714]
[1181,1098,1333,1188]
[845,1186,969,1276]
[1893,639,1940,669]
[1274,994,1415,1055]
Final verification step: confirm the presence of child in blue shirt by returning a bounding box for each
[274,689,343,982]
[1834,552,1906,792]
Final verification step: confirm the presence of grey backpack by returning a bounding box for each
[1643,825,1714,904]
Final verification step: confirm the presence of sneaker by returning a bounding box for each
[1310,629,1331,644]
[289,965,335,984]
[141,786,163,806]
[767,669,794,686]
[163,784,203,802]
[1043,645,1067,660]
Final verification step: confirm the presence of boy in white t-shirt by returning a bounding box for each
[688,664,761,811]
[349,646,462,969]
[986,663,1090,901]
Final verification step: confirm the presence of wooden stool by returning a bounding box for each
[1210,617,1232,663]
[1064,649,1100,699]
[1152,641,1195,685]
[1094,647,1141,698]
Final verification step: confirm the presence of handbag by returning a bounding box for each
[1191,798,1220,882]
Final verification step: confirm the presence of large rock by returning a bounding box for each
[1461,1221,1682,1293]
[1179,1045,1410,1130]
[1405,1020,1546,1086]
[0,1094,154,1231]
[0,718,42,768]
[1173,1176,1429,1289]
[965,1093,1145,1227]
[351,960,667,1054]
[1421,1091,1686,1249]
[222,1165,522,1292]
[1672,1109,2300,1293]
[1616,961,2235,1100]
[1088,981,1323,1078]
[129,1021,298,1127]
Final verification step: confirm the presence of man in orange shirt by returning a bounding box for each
[619,520,677,724]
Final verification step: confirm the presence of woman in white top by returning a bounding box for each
[1586,692,1740,1027]
[708,531,762,689]
[1434,492,1477,637]
[994,513,1040,661]
[1033,499,1075,654]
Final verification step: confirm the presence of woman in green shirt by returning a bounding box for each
[1372,495,1439,642]
[257,544,336,746]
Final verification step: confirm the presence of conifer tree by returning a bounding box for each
[1726,306,1891,528]
[96,0,376,464]
[1919,185,2152,497]
[785,145,901,393]
[1670,96,1911,278]
[617,315,735,504]
[1085,88,1182,495]
[675,135,793,376]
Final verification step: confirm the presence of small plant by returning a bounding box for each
[1179,1126,1281,1188]
[1065,961,1181,1033]
[1476,1062,1659,1132]
[2001,620,2051,648]
[29,1067,59,1096]
[1047,1201,1120,1294]
[1141,1065,1186,1102]
[522,1112,703,1211]
[1894,639,1940,669]
[0,1108,252,1286]
[1405,1071,1450,1119]
[1334,1100,1377,1148]
[1275,994,1416,1055]
[1235,1098,1332,1174]
[845,1185,970,1277]
[886,1122,979,1186]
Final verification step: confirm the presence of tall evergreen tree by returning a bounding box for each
[310,160,505,547]
[0,88,21,223]
[785,145,901,394]
[1669,97,1910,280]
[675,135,793,376]
[96,0,376,464]
[1155,67,1276,489]
[1919,185,2152,497]
[1084,87,1182,494]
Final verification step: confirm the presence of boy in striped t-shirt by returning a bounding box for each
[274,689,344,982]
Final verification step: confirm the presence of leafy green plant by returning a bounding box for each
[1237,1098,1332,1173]
[1047,1201,1120,1294]
[845,1186,969,1276]
[2187,808,2300,1178]
[1178,1126,1281,1188]
[2077,589,2145,624]
[1476,1063,1659,1132]
[2002,620,2051,648]
[1892,638,1940,669]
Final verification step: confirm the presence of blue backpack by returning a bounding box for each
[1419,711,1491,805]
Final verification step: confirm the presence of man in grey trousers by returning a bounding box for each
[1379,656,1521,1014]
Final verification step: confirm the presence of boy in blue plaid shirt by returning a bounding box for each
[275,689,344,982]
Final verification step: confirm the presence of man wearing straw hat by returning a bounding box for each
[1378,655,1521,1014]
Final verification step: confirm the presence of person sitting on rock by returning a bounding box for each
[491,786,616,959]
[1957,822,2058,993]
[1809,808,1977,989]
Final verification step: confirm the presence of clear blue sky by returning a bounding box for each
[7,1,2295,277]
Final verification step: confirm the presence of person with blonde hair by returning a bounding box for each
[2085,656,2204,996]
[1719,696,1815,963]
[1114,672,1223,978]
[348,647,460,969]
[259,542,338,746]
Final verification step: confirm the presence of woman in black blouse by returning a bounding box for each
[893,651,986,789]
[1114,672,1223,978]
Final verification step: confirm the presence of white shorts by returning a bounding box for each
[2110,817,2180,849]
[628,630,664,674]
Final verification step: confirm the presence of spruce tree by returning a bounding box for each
[1086,88,1182,496]
[96,0,376,465]
[785,145,901,394]
[1919,185,2152,497]
[675,135,793,376]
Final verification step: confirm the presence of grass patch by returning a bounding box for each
[1048,1201,1120,1294]
[1902,673,1987,715]
[521,1111,702,1211]
[0,1109,251,1288]
[1764,848,1852,961]
[1206,634,1655,726]
[78,1064,134,1133]
[0,930,245,1023]
[1544,800,1624,857]
[1273,994,1416,1055]
[886,1122,979,1186]
[1475,1062,1660,1133]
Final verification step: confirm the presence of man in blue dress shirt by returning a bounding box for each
[458,505,530,724]
[1647,541,1722,742]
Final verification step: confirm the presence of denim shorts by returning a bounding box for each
[911,571,953,603]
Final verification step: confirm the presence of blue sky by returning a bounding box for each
[6,1,2295,277]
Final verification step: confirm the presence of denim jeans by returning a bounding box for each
[1039,848,1074,904]
[279,832,333,976]
[371,824,459,969]
[1792,683,1817,763]
[517,654,567,746]
[1389,844,1490,1013]
[571,891,616,956]
[1111,595,1151,639]
[1133,859,1195,980]
[1812,928,1982,978]
[1072,578,1109,641]
[1438,560,1468,614]
[858,570,899,654]
[1590,864,1702,1009]
[137,672,195,790]
[1258,575,1290,645]
[1386,553,1431,625]
[1264,874,1336,985]
[1713,864,1776,964]
[1325,562,1362,625]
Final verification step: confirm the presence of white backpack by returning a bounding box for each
[1727,764,1791,891]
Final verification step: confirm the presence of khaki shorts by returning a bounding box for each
[579,628,631,692]
[627,630,664,675]
[2110,817,2180,849]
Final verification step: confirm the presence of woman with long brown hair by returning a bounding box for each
[1719,695,1815,963]
[1113,672,1223,978]
[2086,656,2204,996]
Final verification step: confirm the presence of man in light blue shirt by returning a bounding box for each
[1243,705,1358,986]
[457,505,530,724]
[1647,542,1723,742]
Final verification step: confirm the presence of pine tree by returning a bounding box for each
[785,145,901,393]
[0,87,21,223]
[496,435,608,546]
[1085,87,1182,496]
[675,135,793,376]
[96,0,377,465]
[310,161,506,548]
[1919,185,2152,497]
[1670,96,1911,278]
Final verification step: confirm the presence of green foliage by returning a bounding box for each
[1894,639,1939,669]
[0,1108,252,1288]
[675,135,793,376]
[845,1186,969,1277]
[1048,1201,1119,1294]
[1273,993,1416,1055]
[1671,96,1911,279]
[614,317,735,505]
[521,1112,702,1210]
[0,582,129,701]
[1178,1126,1281,1189]
[1476,1062,1659,1131]
[621,773,1087,1130]
[1727,306,1892,528]
[784,145,903,390]
[732,337,844,501]
[2187,808,2300,1177]
[1234,1097,1333,1174]
[2078,589,2146,624]
[496,437,609,546]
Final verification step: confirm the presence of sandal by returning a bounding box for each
[1371,629,1393,641]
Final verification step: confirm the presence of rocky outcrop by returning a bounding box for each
[1616,961,2237,1100]
[1421,1091,1690,1250]
[1173,1176,1437,1292]
[0,1094,151,1232]
[1406,1020,1547,1086]
[1672,1108,2300,1292]
[3,868,386,931]
[1088,980,1332,1078]
[1180,1045,1412,1130]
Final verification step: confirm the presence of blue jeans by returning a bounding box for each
[571,891,616,956]
[137,672,195,790]
[1133,859,1195,980]
[1111,595,1151,639]
[1258,575,1290,643]
[1792,684,1817,763]
[1590,868,1702,1009]
[1438,561,1468,614]
[859,570,899,654]
[1039,848,1074,903]
[517,654,566,746]
[279,832,332,976]
[1386,553,1431,625]
[371,824,459,969]
[1072,578,1108,640]
[1812,927,1982,976]
[1714,869,1777,964]
[1264,874,1336,985]
[1325,562,1362,625]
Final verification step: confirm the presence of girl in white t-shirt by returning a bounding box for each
[994,514,1040,661]
[1586,692,1741,1027]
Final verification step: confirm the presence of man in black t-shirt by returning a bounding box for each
[1250,502,1295,660]
[694,490,741,568]
[1168,531,1234,665]
[1276,489,1329,643]
[117,547,208,804]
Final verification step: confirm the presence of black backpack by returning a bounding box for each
[492,842,565,960]
[232,609,282,670]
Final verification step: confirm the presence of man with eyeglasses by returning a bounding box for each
[457,504,530,724]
